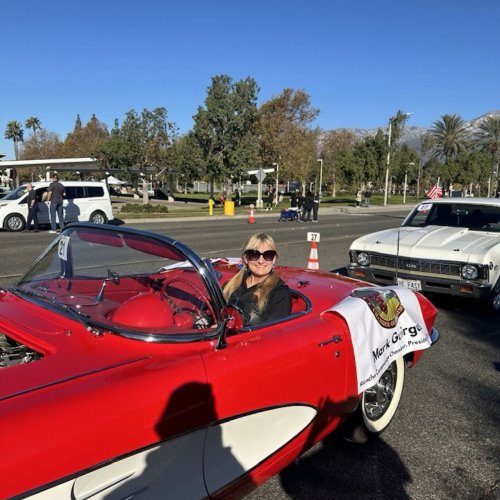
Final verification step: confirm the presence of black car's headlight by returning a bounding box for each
[357,252,370,266]
[461,264,479,280]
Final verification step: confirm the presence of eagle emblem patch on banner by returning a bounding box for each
[352,288,405,328]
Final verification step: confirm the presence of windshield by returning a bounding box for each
[2,185,29,201]
[13,225,220,338]
[403,202,500,232]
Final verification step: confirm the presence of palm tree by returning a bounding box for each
[4,121,24,187]
[25,116,42,141]
[4,121,24,160]
[430,114,469,162]
[474,115,500,196]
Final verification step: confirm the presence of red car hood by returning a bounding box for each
[0,292,151,402]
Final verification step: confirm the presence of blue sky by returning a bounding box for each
[1,0,499,159]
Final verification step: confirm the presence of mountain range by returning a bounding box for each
[339,110,500,153]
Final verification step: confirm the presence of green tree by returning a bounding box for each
[430,114,469,161]
[4,120,24,186]
[287,127,319,193]
[169,133,205,193]
[62,114,109,158]
[20,129,63,160]
[193,75,260,196]
[93,108,178,184]
[430,114,470,191]
[474,115,500,195]
[25,116,42,142]
[140,107,178,168]
[4,120,24,160]
[259,88,319,186]
[319,129,359,195]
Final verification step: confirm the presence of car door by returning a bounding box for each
[15,350,212,500]
[200,314,350,495]
[35,187,49,224]
[64,185,84,222]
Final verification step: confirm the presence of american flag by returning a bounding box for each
[426,184,443,199]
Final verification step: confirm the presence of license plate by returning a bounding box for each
[397,277,422,291]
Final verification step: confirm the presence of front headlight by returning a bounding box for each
[357,252,370,266]
[461,264,479,280]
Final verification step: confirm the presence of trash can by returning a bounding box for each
[224,200,235,216]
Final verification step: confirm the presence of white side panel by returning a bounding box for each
[204,405,316,494]
[26,429,207,500]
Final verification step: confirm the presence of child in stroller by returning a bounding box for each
[279,207,301,222]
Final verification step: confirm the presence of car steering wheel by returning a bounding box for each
[162,278,215,328]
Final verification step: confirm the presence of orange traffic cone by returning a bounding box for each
[307,241,319,270]
[248,204,256,224]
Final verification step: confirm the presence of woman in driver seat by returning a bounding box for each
[223,233,292,326]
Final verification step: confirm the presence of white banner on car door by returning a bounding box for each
[330,286,432,393]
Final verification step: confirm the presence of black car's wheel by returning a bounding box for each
[341,357,405,443]
[490,279,500,312]
[4,213,26,232]
[89,211,107,224]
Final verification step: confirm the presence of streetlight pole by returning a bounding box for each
[416,160,422,200]
[272,162,279,206]
[403,170,408,203]
[383,112,413,207]
[404,162,414,204]
[317,159,323,197]
[383,119,393,207]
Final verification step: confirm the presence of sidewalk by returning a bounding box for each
[116,200,412,224]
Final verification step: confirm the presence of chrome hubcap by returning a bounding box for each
[8,218,22,231]
[363,362,397,420]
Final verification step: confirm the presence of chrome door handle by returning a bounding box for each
[319,335,342,347]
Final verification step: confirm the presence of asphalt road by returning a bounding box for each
[1,211,499,500]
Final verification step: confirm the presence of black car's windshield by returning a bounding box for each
[403,202,500,232]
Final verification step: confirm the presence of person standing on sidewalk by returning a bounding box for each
[47,174,66,233]
[364,187,372,207]
[355,189,362,207]
[265,188,274,211]
[24,183,39,232]
[301,190,314,222]
[312,192,320,222]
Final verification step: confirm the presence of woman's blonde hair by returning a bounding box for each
[223,233,280,311]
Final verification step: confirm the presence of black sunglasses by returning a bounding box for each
[244,249,277,262]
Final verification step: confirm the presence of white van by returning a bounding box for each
[0,181,113,231]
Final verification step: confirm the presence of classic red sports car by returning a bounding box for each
[0,224,439,499]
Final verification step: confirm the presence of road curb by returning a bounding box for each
[117,204,411,225]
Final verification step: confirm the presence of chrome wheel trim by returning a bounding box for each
[6,215,24,231]
[90,211,106,224]
[363,362,397,420]
[360,356,405,434]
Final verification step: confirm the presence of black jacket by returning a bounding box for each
[227,274,292,326]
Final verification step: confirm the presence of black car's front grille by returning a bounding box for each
[370,254,462,277]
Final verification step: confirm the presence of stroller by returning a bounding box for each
[279,207,301,222]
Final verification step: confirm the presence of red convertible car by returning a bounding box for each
[0,224,439,499]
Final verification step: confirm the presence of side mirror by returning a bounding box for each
[225,305,244,332]
[216,305,244,350]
